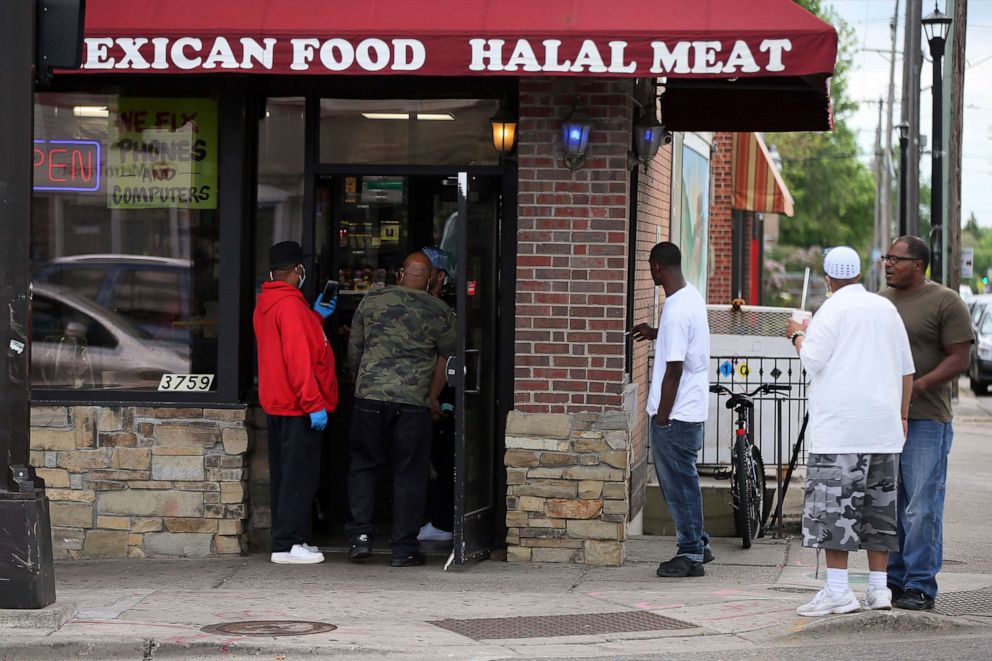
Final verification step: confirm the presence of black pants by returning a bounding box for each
[267,414,322,553]
[427,412,455,531]
[345,397,432,557]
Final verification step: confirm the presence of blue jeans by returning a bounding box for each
[650,417,709,562]
[887,419,953,599]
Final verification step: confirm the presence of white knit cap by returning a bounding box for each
[823,246,861,279]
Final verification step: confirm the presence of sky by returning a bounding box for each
[822,0,992,227]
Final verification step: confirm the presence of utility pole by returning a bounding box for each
[901,0,923,237]
[0,0,56,609]
[872,98,885,291]
[882,0,900,248]
[947,0,968,295]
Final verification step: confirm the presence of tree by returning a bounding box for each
[767,3,876,255]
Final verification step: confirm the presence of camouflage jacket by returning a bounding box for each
[348,286,456,407]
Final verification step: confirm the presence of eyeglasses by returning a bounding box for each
[880,254,918,265]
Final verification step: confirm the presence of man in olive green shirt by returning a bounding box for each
[345,252,456,567]
[880,236,974,610]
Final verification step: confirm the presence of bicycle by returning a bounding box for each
[709,383,791,549]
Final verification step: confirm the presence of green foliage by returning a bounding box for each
[770,3,874,253]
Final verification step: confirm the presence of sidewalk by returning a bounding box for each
[3,533,991,660]
[4,386,992,659]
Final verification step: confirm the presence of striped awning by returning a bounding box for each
[732,132,794,217]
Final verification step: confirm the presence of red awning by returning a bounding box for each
[732,132,794,216]
[69,0,838,130]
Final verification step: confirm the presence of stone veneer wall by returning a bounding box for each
[504,410,629,566]
[29,404,250,559]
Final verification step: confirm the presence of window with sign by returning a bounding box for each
[31,92,220,392]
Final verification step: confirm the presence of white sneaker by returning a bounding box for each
[270,544,324,564]
[303,543,321,553]
[863,586,892,610]
[417,522,453,541]
[796,587,861,617]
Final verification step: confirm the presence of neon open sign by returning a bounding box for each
[33,139,101,192]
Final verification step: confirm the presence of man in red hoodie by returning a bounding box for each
[254,241,338,565]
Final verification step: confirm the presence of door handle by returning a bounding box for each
[465,349,481,394]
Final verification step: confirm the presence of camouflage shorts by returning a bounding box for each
[801,453,900,552]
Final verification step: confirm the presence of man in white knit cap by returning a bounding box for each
[785,246,916,616]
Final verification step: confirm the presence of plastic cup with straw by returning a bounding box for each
[791,267,812,327]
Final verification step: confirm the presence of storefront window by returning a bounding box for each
[31,92,220,391]
[678,135,711,295]
[256,97,305,286]
[319,98,500,165]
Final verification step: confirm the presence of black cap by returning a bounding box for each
[269,241,305,269]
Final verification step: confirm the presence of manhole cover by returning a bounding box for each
[201,620,337,637]
[935,587,992,616]
[430,611,695,640]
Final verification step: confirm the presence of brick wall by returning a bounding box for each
[708,132,734,304]
[629,140,674,521]
[514,77,633,414]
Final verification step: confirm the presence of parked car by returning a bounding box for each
[33,255,193,344]
[970,308,992,396]
[31,283,189,390]
[969,293,992,332]
[960,284,975,304]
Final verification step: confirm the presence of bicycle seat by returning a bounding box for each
[725,394,753,410]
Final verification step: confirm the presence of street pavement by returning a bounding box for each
[3,382,991,660]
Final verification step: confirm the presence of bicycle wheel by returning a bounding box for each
[750,446,766,538]
[732,436,753,548]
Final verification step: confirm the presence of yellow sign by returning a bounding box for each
[737,363,751,378]
[107,98,218,209]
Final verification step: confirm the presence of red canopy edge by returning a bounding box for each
[66,0,838,79]
[732,132,794,216]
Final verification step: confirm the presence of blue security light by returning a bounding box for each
[561,108,592,170]
[633,113,670,168]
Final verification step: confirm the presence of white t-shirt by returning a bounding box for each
[646,284,710,423]
[799,284,915,454]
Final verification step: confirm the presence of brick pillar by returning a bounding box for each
[514,78,633,414]
[708,132,734,304]
[506,78,635,565]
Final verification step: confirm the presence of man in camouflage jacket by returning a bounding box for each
[345,252,456,567]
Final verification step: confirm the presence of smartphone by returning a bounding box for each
[320,280,338,306]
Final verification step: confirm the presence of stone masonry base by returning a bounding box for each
[30,405,250,559]
[504,410,630,566]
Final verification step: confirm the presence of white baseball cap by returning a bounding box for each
[823,246,861,279]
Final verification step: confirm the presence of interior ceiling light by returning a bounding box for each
[72,106,109,117]
[416,113,455,121]
[362,112,410,120]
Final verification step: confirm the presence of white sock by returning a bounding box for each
[826,568,848,594]
[869,571,887,589]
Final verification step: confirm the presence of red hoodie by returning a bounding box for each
[253,281,338,416]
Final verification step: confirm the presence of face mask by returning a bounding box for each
[297,265,306,290]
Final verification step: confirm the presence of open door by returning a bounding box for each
[450,172,499,564]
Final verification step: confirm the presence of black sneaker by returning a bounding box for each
[349,534,372,561]
[391,551,426,567]
[892,588,934,611]
[703,548,715,564]
[656,555,704,578]
[887,582,904,602]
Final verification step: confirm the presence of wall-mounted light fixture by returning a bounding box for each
[629,78,671,171]
[561,107,592,170]
[489,101,517,155]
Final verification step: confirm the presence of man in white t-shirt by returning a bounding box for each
[785,246,915,617]
[631,242,712,578]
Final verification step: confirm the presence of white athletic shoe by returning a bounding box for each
[270,544,324,564]
[863,586,893,610]
[796,587,861,617]
[303,543,321,553]
[417,522,453,541]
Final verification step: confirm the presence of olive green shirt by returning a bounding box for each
[881,281,974,422]
[349,286,456,407]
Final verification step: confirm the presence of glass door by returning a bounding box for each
[452,172,500,564]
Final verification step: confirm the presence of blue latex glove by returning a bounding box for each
[309,409,328,431]
[313,294,337,319]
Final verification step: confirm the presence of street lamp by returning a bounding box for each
[896,122,909,237]
[922,3,951,283]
